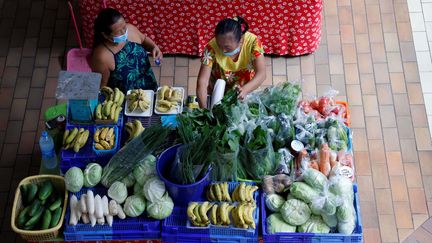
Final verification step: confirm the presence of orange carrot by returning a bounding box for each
[319,144,331,177]
[309,160,319,170]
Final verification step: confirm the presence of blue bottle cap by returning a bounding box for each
[42,131,48,137]
[155,59,161,65]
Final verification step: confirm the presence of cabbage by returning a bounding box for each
[133,155,157,185]
[146,193,174,219]
[321,213,338,227]
[265,194,286,212]
[329,176,354,201]
[303,168,328,191]
[310,191,340,216]
[337,199,356,223]
[121,172,136,188]
[65,167,84,192]
[298,215,330,233]
[83,163,102,187]
[133,182,144,196]
[108,181,128,204]
[123,195,146,217]
[338,219,356,234]
[143,177,166,202]
[280,198,311,226]
[290,182,319,203]
[267,213,296,234]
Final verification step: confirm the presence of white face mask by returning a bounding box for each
[112,28,128,43]
[223,46,240,56]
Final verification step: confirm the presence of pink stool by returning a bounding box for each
[66,1,92,72]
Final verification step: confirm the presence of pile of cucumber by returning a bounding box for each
[17,180,64,230]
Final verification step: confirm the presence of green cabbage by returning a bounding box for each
[133,182,144,196]
[108,181,128,204]
[329,176,354,201]
[146,193,174,219]
[310,191,340,216]
[337,199,356,223]
[322,213,338,227]
[267,213,296,234]
[280,198,311,226]
[338,219,356,234]
[121,172,136,188]
[123,195,146,217]
[133,155,157,185]
[298,215,330,233]
[83,163,102,188]
[265,194,286,212]
[290,182,319,204]
[65,167,84,192]
[143,177,166,202]
[303,168,328,191]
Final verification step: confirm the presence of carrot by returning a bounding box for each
[296,149,308,177]
[319,144,331,177]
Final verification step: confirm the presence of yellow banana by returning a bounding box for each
[223,182,231,202]
[95,104,102,119]
[187,202,198,221]
[114,106,122,123]
[199,202,210,223]
[62,129,70,146]
[65,128,78,144]
[239,183,246,202]
[104,100,113,117]
[100,140,111,150]
[100,127,108,140]
[118,90,125,106]
[94,129,100,143]
[113,87,120,104]
[94,143,105,150]
[109,103,117,120]
[210,204,218,225]
[105,128,114,141]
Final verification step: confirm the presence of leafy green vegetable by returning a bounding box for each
[267,213,296,234]
[65,167,84,192]
[260,82,301,116]
[146,193,174,219]
[280,198,311,226]
[302,168,328,191]
[298,215,330,233]
[123,195,146,217]
[143,177,166,202]
[83,163,102,188]
[108,181,128,204]
[265,194,286,212]
[290,182,320,204]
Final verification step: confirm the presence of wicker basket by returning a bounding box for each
[11,175,68,241]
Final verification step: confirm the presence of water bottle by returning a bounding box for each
[39,131,58,170]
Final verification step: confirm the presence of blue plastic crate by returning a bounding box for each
[261,184,363,243]
[93,125,120,156]
[64,187,161,241]
[61,124,97,160]
[162,182,260,243]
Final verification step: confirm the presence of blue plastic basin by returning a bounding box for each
[156,144,211,206]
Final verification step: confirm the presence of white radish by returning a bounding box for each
[80,194,88,214]
[109,200,118,216]
[97,217,105,225]
[94,195,103,219]
[106,215,114,227]
[102,196,109,216]
[89,213,97,227]
[87,190,95,215]
[69,195,79,225]
[81,213,90,224]
[117,204,126,219]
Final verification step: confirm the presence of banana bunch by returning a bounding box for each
[232,183,258,203]
[232,203,256,229]
[126,89,151,113]
[207,182,232,202]
[62,128,90,153]
[95,87,124,123]
[124,120,145,142]
[155,86,183,113]
[93,127,116,150]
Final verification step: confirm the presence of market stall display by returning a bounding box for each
[12,79,362,242]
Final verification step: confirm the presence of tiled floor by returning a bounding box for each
[0,0,432,242]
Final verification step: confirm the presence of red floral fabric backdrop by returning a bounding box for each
[78,0,323,56]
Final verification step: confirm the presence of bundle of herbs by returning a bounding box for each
[170,117,217,184]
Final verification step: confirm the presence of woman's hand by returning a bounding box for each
[236,85,250,100]
[152,46,163,60]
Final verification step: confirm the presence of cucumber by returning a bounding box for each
[38,180,53,201]
[29,199,42,217]
[20,185,29,205]
[23,224,35,230]
[25,207,44,227]
[17,206,31,227]
[41,209,52,229]
[49,196,62,211]
[26,184,38,203]
[50,207,62,228]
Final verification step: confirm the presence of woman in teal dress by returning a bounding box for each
[91,8,162,92]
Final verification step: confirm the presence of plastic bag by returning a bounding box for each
[259,81,301,116]
[274,148,293,175]
[212,147,239,181]
[310,185,343,216]
[168,145,205,184]
[262,174,293,194]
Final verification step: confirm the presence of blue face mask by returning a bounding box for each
[223,46,240,56]
[112,28,128,43]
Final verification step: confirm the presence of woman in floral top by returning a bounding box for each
[197,16,266,108]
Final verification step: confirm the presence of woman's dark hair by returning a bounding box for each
[215,16,249,42]
[93,8,124,48]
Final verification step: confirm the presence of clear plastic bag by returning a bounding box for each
[310,185,343,216]
[262,174,293,194]
[212,147,239,181]
[168,145,206,184]
[259,81,302,116]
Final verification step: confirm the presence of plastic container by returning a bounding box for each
[11,175,68,242]
[93,125,119,157]
[162,182,260,243]
[40,131,59,170]
[157,144,212,206]
[63,187,161,241]
[261,184,363,243]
